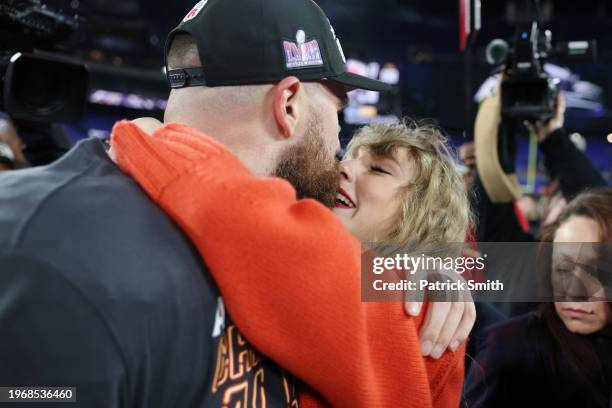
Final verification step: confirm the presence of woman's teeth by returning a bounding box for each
[336,193,355,208]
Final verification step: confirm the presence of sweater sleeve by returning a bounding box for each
[111,121,464,408]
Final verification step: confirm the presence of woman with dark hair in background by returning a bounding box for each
[465,187,612,407]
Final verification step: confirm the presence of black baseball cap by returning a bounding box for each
[165,0,391,92]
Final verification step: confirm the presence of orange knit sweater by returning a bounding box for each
[110,121,465,408]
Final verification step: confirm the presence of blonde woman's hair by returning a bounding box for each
[345,119,472,245]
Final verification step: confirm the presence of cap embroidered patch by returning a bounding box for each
[283,30,324,70]
[183,0,208,22]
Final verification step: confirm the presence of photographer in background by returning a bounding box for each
[472,92,607,244]
[0,113,26,171]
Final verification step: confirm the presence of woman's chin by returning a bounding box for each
[332,207,352,218]
[331,211,358,235]
[332,208,351,226]
[561,317,604,335]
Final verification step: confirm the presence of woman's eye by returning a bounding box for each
[371,165,392,175]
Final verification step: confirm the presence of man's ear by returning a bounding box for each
[273,76,303,139]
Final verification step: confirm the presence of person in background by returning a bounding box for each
[464,187,612,408]
[471,93,607,244]
[459,91,609,370]
[0,114,26,171]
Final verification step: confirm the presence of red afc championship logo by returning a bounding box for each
[183,0,209,22]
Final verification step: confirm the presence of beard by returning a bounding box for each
[272,109,340,208]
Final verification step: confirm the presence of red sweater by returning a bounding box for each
[110,121,465,408]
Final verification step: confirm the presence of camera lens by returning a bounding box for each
[13,59,67,115]
[3,53,88,123]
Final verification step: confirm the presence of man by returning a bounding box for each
[0,0,473,406]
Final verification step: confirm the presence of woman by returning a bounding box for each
[465,188,612,407]
[110,119,473,407]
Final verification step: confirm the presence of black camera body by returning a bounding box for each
[0,0,88,123]
[488,21,596,122]
[501,74,559,122]
[501,22,560,122]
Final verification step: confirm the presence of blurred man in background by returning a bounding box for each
[0,114,26,171]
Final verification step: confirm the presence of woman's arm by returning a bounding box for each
[111,120,464,408]
[530,94,606,200]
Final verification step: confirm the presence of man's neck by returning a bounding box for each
[125,117,277,177]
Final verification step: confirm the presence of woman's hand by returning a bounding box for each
[406,268,476,358]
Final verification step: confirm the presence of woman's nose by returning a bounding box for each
[340,161,356,183]
[563,267,599,300]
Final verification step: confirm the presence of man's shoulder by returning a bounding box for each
[0,138,215,302]
[0,139,220,367]
[1,138,166,243]
[0,138,133,245]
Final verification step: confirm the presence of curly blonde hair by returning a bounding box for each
[344,119,472,245]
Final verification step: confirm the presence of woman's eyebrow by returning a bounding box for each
[552,255,573,264]
[372,153,402,171]
[554,252,601,269]
[554,253,579,262]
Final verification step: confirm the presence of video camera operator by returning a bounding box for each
[470,12,607,244]
[471,92,607,244]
